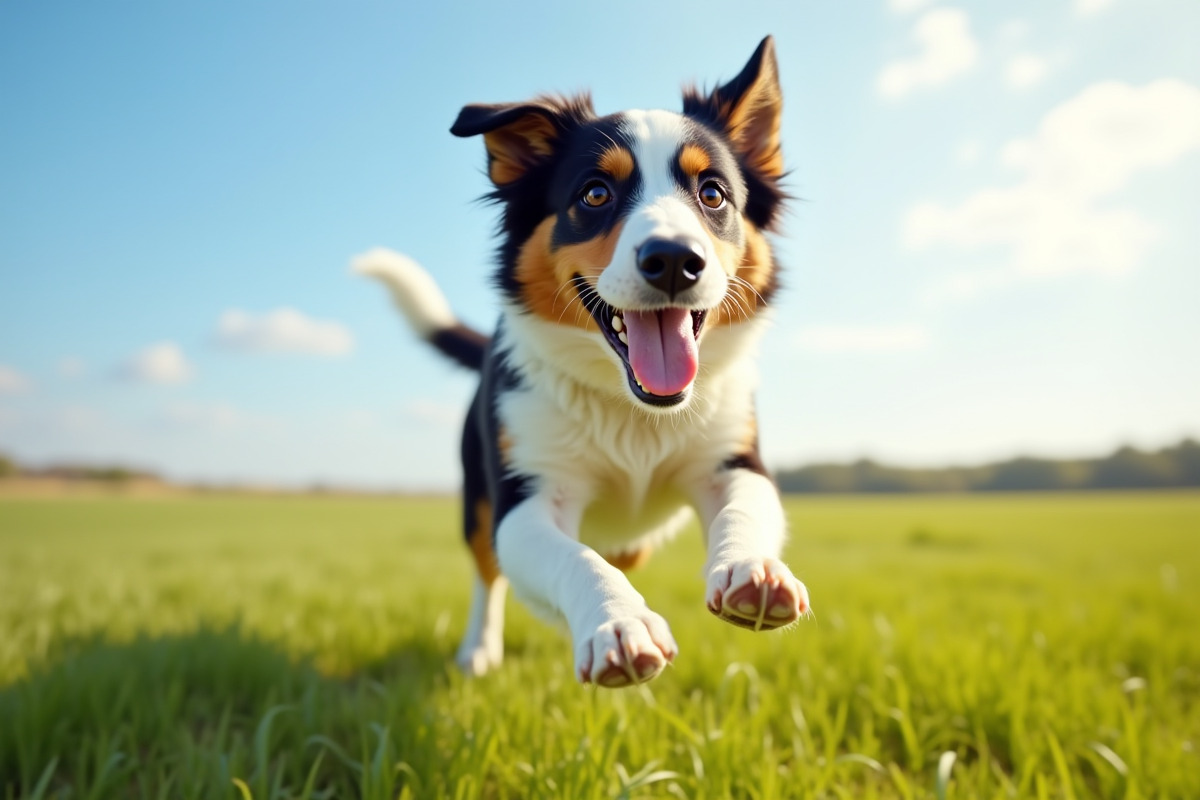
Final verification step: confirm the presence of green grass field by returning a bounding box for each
[1,492,1197,799]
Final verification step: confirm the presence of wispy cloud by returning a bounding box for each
[1005,53,1049,90]
[1,404,106,436]
[214,308,354,357]
[1075,0,1115,18]
[794,325,931,354]
[996,19,1030,42]
[887,0,934,15]
[955,139,983,166]
[0,365,32,395]
[918,269,1017,309]
[117,342,194,385]
[904,79,1200,277]
[402,399,462,427]
[161,401,273,433]
[879,9,978,100]
[57,357,86,379]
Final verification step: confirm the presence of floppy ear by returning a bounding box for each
[451,95,595,185]
[683,36,784,180]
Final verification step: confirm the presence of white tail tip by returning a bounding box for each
[351,248,456,337]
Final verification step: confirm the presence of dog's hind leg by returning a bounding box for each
[457,572,507,676]
[456,495,508,675]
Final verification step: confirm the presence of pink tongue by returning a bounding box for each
[623,308,699,396]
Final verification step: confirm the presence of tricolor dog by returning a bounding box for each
[356,36,810,688]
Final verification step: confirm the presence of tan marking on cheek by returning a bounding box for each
[515,217,626,329]
[707,224,775,327]
[678,143,711,176]
[603,545,653,571]
[738,225,775,294]
[467,499,501,585]
[598,145,634,181]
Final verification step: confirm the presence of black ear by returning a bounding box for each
[451,95,595,185]
[683,36,784,180]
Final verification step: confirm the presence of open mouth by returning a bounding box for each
[573,276,708,407]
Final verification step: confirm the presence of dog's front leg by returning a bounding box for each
[495,492,678,687]
[693,467,811,630]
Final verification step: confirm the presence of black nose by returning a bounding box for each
[636,238,706,299]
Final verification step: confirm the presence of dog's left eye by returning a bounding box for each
[699,181,726,209]
[580,182,613,208]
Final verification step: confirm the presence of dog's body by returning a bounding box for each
[357,37,809,688]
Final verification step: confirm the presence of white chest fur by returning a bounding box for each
[497,311,767,553]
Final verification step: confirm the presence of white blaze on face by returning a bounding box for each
[597,109,728,311]
[595,110,731,398]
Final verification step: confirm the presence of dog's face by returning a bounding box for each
[453,37,785,410]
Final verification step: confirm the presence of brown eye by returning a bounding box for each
[581,182,612,208]
[699,181,725,209]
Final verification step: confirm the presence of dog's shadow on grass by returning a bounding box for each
[0,626,453,796]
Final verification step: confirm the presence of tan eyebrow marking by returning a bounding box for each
[678,143,711,176]
[598,145,634,181]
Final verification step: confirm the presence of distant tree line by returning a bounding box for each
[775,439,1200,494]
[0,453,156,484]
[5,440,1199,493]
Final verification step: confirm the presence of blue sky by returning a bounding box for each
[2,0,1198,489]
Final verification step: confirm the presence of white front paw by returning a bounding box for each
[706,557,810,631]
[574,611,678,688]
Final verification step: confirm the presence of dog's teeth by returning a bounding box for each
[618,331,628,345]
[611,315,623,332]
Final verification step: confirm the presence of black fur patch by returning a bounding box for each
[431,324,489,371]
[548,117,642,252]
[464,323,535,543]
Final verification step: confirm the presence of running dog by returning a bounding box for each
[356,36,809,688]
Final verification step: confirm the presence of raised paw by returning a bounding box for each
[706,557,810,631]
[575,613,678,688]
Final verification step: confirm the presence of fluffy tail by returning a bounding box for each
[352,248,489,371]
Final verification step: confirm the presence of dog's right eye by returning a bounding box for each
[580,182,612,208]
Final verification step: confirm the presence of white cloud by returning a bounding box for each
[57,357,86,379]
[903,79,1200,277]
[403,399,462,427]
[879,9,978,100]
[53,405,105,434]
[999,138,1034,169]
[794,325,930,354]
[1005,54,1048,90]
[0,365,32,395]
[997,19,1030,42]
[215,308,354,357]
[0,405,108,437]
[918,269,1017,308]
[1075,0,1114,17]
[887,0,933,14]
[162,402,264,433]
[955,139,982,166]
[118,342,194,384]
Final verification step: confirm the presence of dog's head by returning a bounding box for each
[453,37,786,410]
